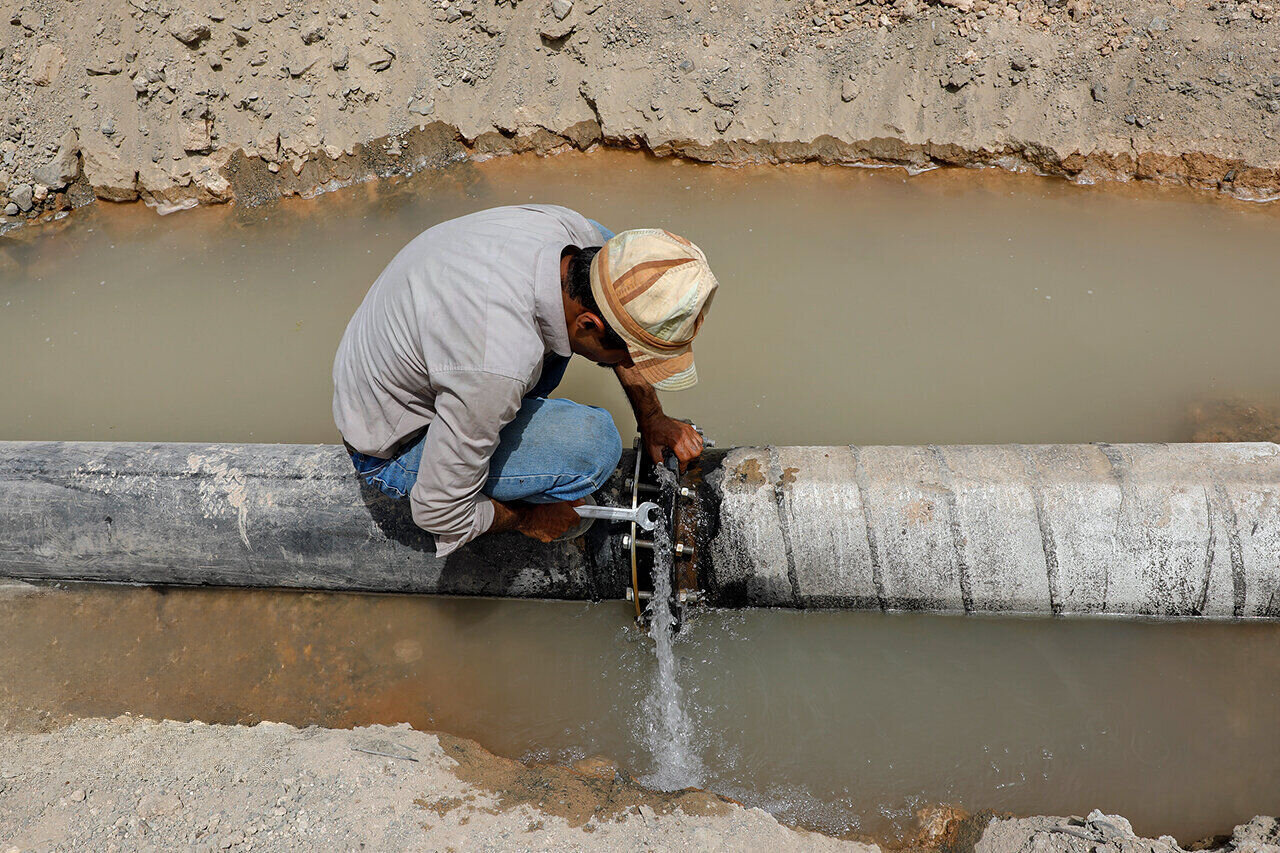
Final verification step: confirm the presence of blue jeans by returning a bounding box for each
[349,354,623,505]
[588,219,615,241]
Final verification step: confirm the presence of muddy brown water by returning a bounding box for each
[2,153,1280,842]
[1,585,1278,844]
[2,151,1279,445]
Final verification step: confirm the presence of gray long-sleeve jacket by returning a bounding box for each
[332,205,606,555]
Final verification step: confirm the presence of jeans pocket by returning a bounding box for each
[371,471,404,499]
[350,453,407,499]
[369,459,414,499]
[369,472,408,499]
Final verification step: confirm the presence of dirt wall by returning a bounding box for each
[2,0,1279,225]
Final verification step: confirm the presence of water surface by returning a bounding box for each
[1,586,1276,844]
[2,151,1278,446]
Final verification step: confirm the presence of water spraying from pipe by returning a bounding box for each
[639,463,703,790]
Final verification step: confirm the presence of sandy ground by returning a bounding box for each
[2,0,1280,225]
[0,716,869,852]
[1,716,1277,853]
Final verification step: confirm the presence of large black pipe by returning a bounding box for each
[3,440,1279,618]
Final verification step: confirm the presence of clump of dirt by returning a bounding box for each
[428,731,730,828]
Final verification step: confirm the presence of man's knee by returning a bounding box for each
[571,406,623,490]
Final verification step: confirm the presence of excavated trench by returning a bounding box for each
[2,151,1279,843]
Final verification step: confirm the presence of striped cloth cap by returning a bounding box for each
[589,229,718,391]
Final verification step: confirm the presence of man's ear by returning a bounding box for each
[579,311,606,337]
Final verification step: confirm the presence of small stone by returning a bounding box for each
[32,184,48,201]
[941,67,973,90]
[551,0,573,19]
[367,46,394,71]
[301,24,327,44]
[86,60,122,76]
[445,7,462,21]
[1232,816,1280,848]
[677,58,695,72]
[100,118,116,137]
[714,111,733,132]
[32,130,80,189]
[841,77,858,102]
[540,17,576,39]
[180,104,213,153]
[1086,810,1134,839]
[1147,15,1168,31]
[29,44,66,86]
[3,203,17,217]
[11,184,34,212]
[287,55,319,77]
[69,789,86,802]
[332,46,349,70]
[169,15,212,47]
[408,95,434,116]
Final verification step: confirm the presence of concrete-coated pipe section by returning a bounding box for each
[1,440,1278,618]
[692,443,1280,617]
[0,441,628,600]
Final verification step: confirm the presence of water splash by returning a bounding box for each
[639,464,703,790]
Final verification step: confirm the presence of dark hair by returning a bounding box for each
[565,246,628,352]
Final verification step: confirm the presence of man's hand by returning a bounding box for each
[491,498,585,543]
[640,414,704,473]
[613,364,705,474]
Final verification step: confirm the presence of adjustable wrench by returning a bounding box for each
[574,500,661,531]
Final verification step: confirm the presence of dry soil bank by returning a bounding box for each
[2,0,1280,224]
[1,716,1278,852]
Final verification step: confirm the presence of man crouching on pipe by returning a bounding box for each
[332,205,719,553]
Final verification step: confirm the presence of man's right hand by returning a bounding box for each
[517,499,586,542]
[491,498,585,543]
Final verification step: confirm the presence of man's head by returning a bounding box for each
[562,246,632,368]
[586,229,718,390]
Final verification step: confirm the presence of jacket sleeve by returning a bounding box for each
[409,369,527,556]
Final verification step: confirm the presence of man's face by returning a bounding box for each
[568,313,634,368]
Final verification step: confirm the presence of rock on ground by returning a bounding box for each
[2,0,1280,227]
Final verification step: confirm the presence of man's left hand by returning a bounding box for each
[639,414,704,474]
